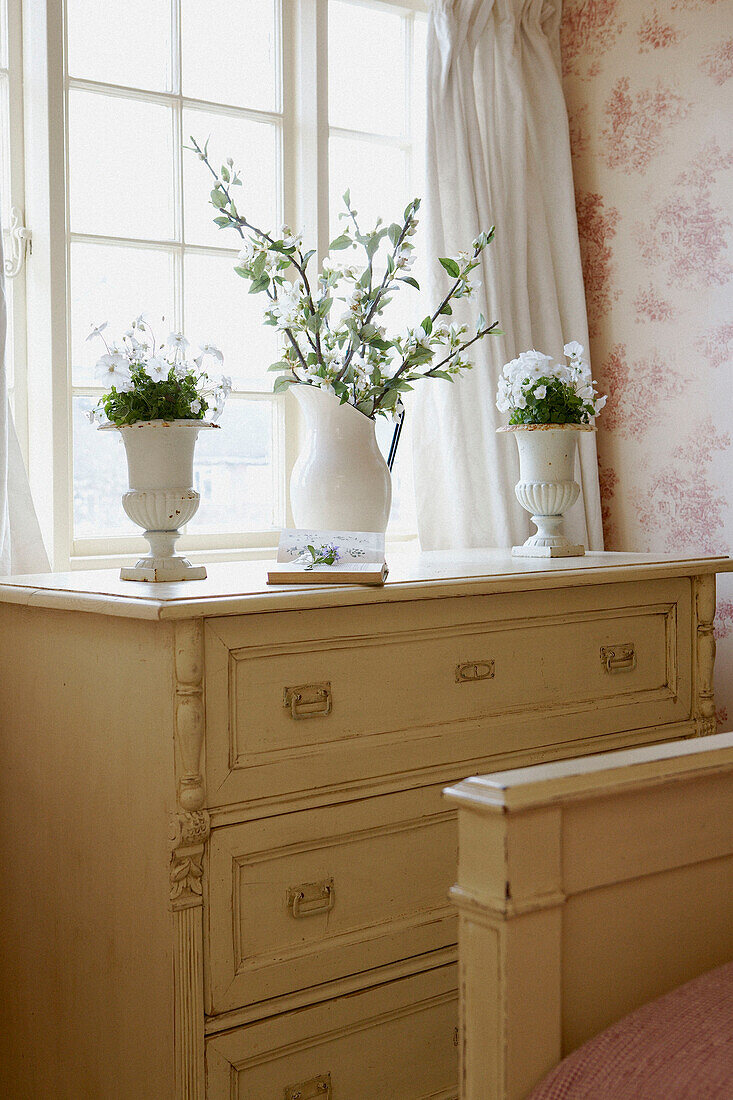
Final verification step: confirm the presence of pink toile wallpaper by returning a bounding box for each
[561,0,733,728]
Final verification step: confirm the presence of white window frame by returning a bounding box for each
[1,0,29,457]
[18,0,426,571]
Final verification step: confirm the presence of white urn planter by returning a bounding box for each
[290,383,392,533]
[102,419,217,582]
[499,423,595,558]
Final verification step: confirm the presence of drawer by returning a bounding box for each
[205,784,457,1015]
[205,964,458,1099]
[205,579,692,809]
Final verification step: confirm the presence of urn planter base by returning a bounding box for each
[121,487,208,582]
[512,512,586,558]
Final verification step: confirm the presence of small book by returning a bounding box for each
[267,529,389,586]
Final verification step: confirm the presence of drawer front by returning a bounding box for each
[206,965,458,1100]
[206,784,457,1015]
[205,579,692,809]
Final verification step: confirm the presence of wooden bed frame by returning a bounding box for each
[444,731,733,1100]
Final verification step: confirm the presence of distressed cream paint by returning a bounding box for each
[561,0,733,725]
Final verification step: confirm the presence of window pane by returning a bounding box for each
[73,397,130,537]
[329,134,409,238]
[329,1,406,137]
[69,90,174,239]
[0,0,7,71]
[193,399,277,532]
[183,108,280,249]
[67,0,173,92]
[0,72,12,389]
[183,251,279,391]
[181,0,279,111]
[70,242,175,385]
[376,414,416,534]
[412,16,428,197]
[0,73,9,225]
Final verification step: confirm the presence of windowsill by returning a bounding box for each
[69,534,420,571]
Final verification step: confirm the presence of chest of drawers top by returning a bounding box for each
[0,548,729,620]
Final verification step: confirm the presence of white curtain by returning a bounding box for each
[413,0,603,551]
[0,227,49,575]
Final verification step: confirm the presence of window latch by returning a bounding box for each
[3,206,32,279]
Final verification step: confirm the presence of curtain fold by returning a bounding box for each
[0,225,49,575]
[414,0,603,551]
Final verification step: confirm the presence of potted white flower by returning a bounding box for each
[188,138,502,533]
[496,342,606,557]
[87,317,231,581]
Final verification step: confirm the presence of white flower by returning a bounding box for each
[533,384,547,400]
[272,281,302,327]
[199,342,224,363]
[280,224,303,249]
[519,349,553,368]
[146,355,169,381]
[190,399,202,415]
[95,352,132,389]
[594,394,607,413]
[85,322,108,343]
[219,375,233,395]
[564,341,584,359]
[85,401,107,425]
[237,243,256,267]
[167,331,189,352]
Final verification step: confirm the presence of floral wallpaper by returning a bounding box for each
[561,0,733,727]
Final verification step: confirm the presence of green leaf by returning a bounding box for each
[439,302,453,316]
[388,223,402,247]
[210,188,227,209]
[273,376,297,393]
[399,276,420,290]
[267,361,292,372]
[249,274,270,294]
[439,257,460,279]
[421,316,432,335]
[343,188,351,208]
[429,370,453,381]
[213,215,230,227]
[329,233,352,251]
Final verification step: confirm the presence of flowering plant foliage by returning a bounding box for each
[85,317,232,427]
[296,542,341,569]
[188,137,502,421]
[496,342,607,425]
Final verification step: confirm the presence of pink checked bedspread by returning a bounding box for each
[528,961,733,1099]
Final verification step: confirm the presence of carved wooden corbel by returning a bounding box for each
[171,619,208,1100]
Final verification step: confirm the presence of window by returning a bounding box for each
[16,0,427,568]
[0,0,28,456]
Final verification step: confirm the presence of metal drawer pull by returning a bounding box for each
[288,878,335,919]
[456,659,495,683]
[601,643,636,674]
[285,1073,332,1099]
[283,682,332,719]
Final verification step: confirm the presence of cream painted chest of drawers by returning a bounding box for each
[0,550,730,1100]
